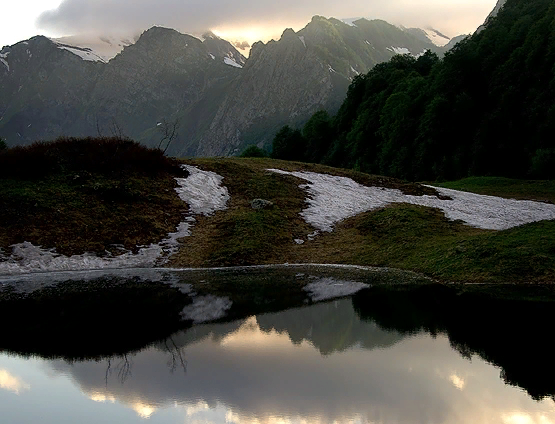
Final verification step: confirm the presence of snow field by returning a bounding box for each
[268,169,555,232]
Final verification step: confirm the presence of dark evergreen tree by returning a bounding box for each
[240,145,267,158]
[271,126,307,161]
[303,111,333,163]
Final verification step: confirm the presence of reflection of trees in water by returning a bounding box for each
[0,277,192,360]
[163,337,187,374]
[352,286,555,401]
[104,335,188,385]
[100,319,248,385]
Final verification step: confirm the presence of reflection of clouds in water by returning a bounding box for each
[0,369,30,395]
[501,412,555,424]
[86,389,157,419]
[43,300,555,424]
[131,402,157,419]
[87,391,116,403]
[449,374,466,391]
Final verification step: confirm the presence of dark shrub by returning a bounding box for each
[530,148,555,179]
[240,145,267,158]
[0,137,185,179]
[271,126,307,161]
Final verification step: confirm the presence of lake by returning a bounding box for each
[1,270,554,424]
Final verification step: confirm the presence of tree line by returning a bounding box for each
[270,0,555,180]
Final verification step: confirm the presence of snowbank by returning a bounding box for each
[180,295,233,323]
[304,277,369,301]
[0,165,229,275]
[268,169,555,231]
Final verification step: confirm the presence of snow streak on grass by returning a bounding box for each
[268,169,555,231]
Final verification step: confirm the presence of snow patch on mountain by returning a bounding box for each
[223,56,242,68]
[421,28,451,47]
[55,44,106,63]
[0,51,9,71]
[341,18,360,27]
[51,34,137,62]
[268,169,555,232]
[390,47,411,55]
[299,36,306,48]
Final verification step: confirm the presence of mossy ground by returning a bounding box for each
[434,177,555,204]
[169,158,555,284]
[0,138,187,256]
[1,144,554,284]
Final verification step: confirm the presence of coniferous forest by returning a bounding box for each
[271,0,555,180]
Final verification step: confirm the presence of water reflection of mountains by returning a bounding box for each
[137,286,555,402]
[123,286,555,402]
[164,286,555,401]
[162,299,404,356]
[41,290,555,424]
[5,282,555,406]
[352,286,555,401]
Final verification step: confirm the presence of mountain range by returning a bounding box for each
[0,16,466,156]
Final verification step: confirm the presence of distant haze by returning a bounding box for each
[35,0,497,45]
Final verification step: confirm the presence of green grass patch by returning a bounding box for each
[310,204,555,283]
[433,177,555,204]
[171,159,555,283]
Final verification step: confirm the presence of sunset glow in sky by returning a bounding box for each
[1,0,498,48]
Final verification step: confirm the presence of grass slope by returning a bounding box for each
[434,177,555,204]
[170,159,555,284]
[0,138,187,256]
[1,145,553,284]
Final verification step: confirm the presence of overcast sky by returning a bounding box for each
[2,0,498,48]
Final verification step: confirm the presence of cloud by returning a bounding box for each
[0,369,31,395]
[36,0,497,40]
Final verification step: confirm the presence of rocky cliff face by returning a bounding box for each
[185,17,443,156]
[82,27,244,145]
[1,17,446,156]
[0,36,102,144]
[476,0,508,33]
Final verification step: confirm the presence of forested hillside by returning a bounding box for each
[272,0,555,180]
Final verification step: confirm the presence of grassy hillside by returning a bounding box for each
[1,143,554,284]
[0,137,187,256]
[170,158,555,284]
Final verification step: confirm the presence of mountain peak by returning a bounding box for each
[281,28,297,39]
[202,31,219,40]
[140,26,181,39]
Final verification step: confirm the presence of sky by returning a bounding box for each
[1,0,498,49]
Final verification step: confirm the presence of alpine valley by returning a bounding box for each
[0,17,463,156]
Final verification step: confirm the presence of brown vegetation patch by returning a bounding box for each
[0,138,187,256]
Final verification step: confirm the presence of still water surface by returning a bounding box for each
[1,297,554,424]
